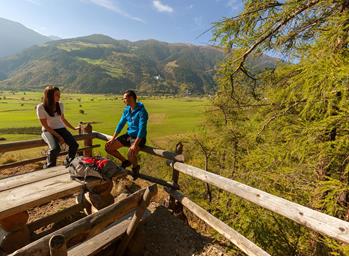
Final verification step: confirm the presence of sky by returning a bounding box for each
[0,0,244,45]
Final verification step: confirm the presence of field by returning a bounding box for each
[0,91,208,163]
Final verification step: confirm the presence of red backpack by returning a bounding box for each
[68,156,121,180]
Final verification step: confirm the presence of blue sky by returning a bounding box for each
[0,0,244,45]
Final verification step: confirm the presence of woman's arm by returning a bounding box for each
[39,119,64,144]
[61,114,79,131]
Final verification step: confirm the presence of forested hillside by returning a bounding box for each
[0,34,278,94]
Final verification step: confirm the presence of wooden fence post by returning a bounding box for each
[115,184,157,255]
[168,142,185,217]
[82,123,92,157]
[49,234,67,256]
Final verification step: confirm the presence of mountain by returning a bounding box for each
[49,35,61,41]
[0,34,279,94]
[0,34,226,94]
[0,17,52,58]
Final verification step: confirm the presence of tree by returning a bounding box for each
[208,0,349,255]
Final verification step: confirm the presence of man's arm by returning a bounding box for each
[131,109,148,148]
[110,111,127,141]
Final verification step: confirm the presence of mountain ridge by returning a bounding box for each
[0,17,53,58]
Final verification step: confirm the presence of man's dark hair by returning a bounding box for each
[124,90,137,101]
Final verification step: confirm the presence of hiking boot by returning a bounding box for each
[121,160,132,168]
[131,165,140,180]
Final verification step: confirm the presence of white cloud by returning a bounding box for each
[187,4,194,9]
[152,0,173,13]
[24,0,41,5]
[227,0,241,11]
[87,0,145,23]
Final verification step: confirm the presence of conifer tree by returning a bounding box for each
[206,0,349,254]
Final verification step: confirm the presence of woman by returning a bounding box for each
[36,85,79,168]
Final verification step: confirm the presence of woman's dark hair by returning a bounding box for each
[43,85,61,117]
[124,90,137,101]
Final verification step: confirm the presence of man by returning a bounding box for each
[105,90,148,179]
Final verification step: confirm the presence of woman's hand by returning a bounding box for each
[129,144,139,158]
[74,126,80,130]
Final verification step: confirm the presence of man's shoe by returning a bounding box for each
[131,165,140,180]
[121,160,132,168]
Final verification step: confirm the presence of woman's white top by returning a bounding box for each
[36,102,65,130]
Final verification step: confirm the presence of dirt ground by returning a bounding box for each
[1,158,234,256]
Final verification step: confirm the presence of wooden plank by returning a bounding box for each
[0,133,96,153]
[28,204,85,232]
[68,218,130,256]
[0,166,68,192]
[166,188,269,256]
[0,145,100,171]
[116,184,157,255]
[11,187,148,256]
[94,132,183,162]
[0,174,103,220]
[167,161,349,244]
[68,206,153,256]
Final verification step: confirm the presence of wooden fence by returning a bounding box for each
[1,126,349,255]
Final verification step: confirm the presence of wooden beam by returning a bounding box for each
[167,161,349,244]
[115,184,157,255]
[68,209,152,256]
[93,132,183,162]
[68,219,130,256]
[0,166,68,192]
[166,188,269,256]
[0,133,96,153]
[0,145,100,171]
[0,173,103,220]
[11,187,150,256]
[28,204,85,232]
[49,234,67,256]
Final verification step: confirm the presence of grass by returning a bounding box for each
[0,91,209,163]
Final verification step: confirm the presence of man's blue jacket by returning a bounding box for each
[115,102,148,138]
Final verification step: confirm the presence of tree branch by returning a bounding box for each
[233,0,320,75]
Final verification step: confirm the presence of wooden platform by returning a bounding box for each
[0,166,124,220]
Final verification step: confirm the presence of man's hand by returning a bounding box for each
[105,138,115,152]
[129,143,139,158]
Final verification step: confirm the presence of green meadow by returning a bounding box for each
[0,91,208,163]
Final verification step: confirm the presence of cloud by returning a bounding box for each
[87,0,145,23]
[227,0,242,11]
[152,0,173,13]
[24,0,41,5]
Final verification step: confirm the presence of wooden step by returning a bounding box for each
[0,166,68,192]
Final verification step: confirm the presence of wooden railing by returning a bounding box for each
[1,127,349,256]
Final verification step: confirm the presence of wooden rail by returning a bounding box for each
[0,145,100,171]
[0,133,95,153]
[166,161,349,244]
[94,132,184,162]
[166,188,269,256]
